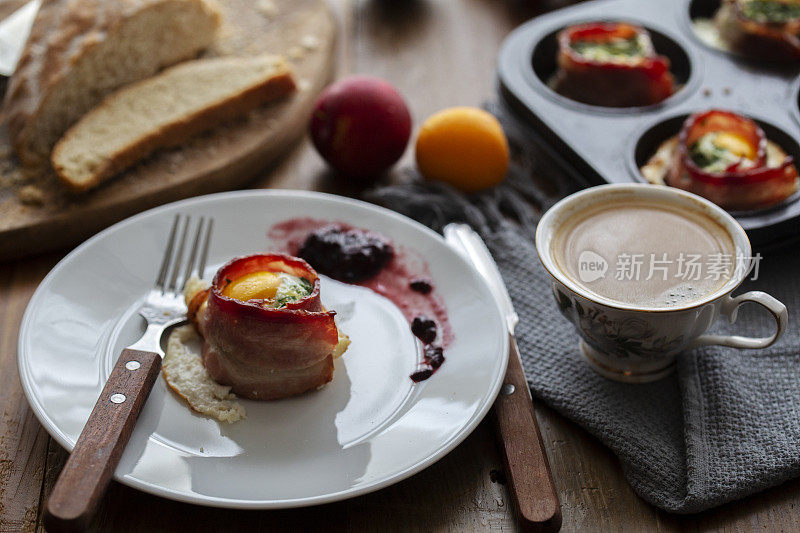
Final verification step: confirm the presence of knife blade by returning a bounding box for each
[0,0,40,77]
[443,223,561,532]
[443,223,518,333]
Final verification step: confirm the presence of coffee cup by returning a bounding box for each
[535,183,788,383]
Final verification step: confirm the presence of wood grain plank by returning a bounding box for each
[36,439,67,533]
[0,255,59,533]
[533,402,668,531]
[6,1,800,531]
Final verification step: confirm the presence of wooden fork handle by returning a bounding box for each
[44,348,161,532]
[492,336,562,532]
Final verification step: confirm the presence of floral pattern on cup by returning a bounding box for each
[554,286,686,360]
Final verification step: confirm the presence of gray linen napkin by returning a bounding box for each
[365,104,800,514]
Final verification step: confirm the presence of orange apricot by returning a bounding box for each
[415,107,510,193]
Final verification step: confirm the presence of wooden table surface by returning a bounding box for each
[3,1,800,531]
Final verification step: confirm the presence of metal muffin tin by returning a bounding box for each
[498,0,800,246]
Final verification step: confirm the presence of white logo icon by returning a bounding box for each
[578,250,608,283]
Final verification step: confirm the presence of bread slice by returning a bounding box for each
[3,0,222,166]
[51,55,296,192]
[163,324,246,424]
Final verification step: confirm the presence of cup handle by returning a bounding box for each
[689,291,788,350]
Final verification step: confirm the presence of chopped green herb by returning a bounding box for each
[272,273,313,308]
[571,36,645,61]
[742,0,800,23]
[689,133,750,173]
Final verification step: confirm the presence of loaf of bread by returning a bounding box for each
[3,0,222,166]
[51,55,296,192]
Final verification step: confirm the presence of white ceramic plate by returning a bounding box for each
[18,190,508,509]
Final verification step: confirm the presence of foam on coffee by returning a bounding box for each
[552,196,736,309]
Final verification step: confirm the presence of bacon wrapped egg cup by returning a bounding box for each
[641,109,799,211]
[714,0,800,61]
[184,253,349,401]
[552,22,676,107]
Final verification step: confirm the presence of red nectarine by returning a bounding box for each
[310,76,412,181]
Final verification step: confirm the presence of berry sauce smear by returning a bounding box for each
[268,218,453,381]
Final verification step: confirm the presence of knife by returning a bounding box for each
[444,223,561,533]
[0,0,40,80]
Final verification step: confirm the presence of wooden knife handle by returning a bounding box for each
[493,335,562,532]
[44,348,162,533]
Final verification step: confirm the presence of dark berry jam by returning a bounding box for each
[410,346,445,382]
[409,278,433,294]
[409,320,445,381]
[298,225,394,283]
[411,315,437,344]
[410,369,434,382]
[424,345,445,369]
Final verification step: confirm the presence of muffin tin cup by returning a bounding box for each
[498,0,800,247]
[530,18,699,116]
[687,0,800,66]
[628,112,800,215]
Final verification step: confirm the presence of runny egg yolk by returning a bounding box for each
[221,271,281,301]
[713,132,757,160]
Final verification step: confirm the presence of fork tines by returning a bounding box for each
[156,214,214,295]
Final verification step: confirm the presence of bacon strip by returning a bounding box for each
[716,0,800,61]
[189,254,340,400]
[666,110,799,210]
[553,22,675,107]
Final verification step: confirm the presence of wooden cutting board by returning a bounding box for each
[0,0,335,260]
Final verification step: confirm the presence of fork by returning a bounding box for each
[44,214,213,532]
